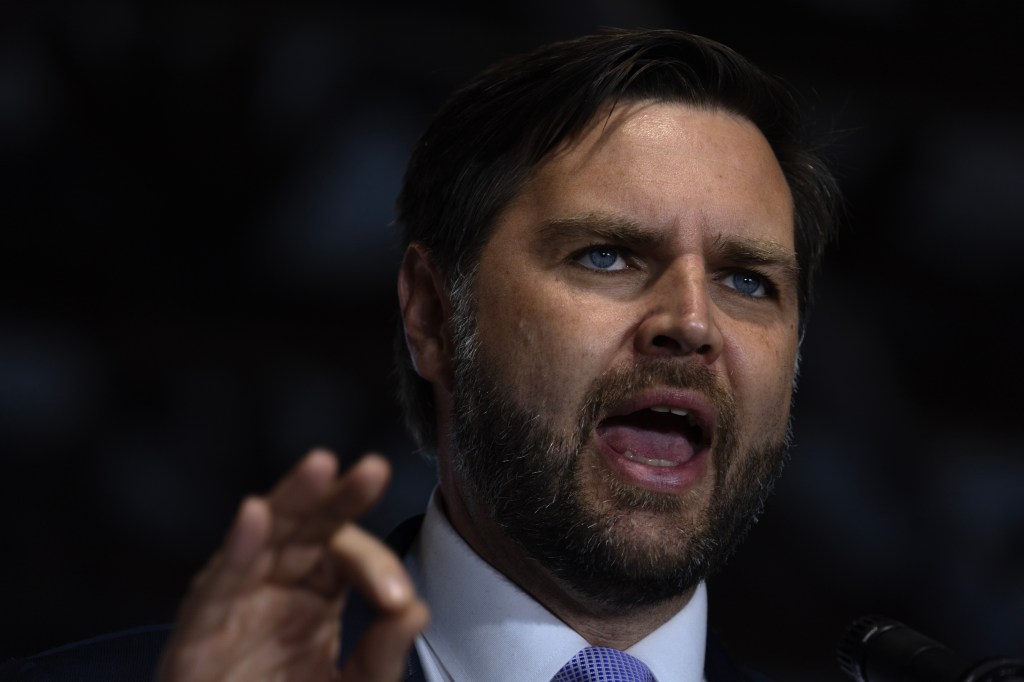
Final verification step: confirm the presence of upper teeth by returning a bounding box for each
[650,405,689,417]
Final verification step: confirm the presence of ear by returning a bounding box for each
[398,242,455,393]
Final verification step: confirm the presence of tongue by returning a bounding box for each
[596,420,696,464]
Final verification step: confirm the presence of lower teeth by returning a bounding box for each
[623,450,674,467]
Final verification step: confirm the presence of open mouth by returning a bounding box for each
[595,403,710,468]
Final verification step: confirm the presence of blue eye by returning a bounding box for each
[577,247,626,271]
[726,271,768,297]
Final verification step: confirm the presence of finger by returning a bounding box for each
[168,496,275,639]
[185,449,332,602]
[267,448,339,516]
[284,454,391,547]
[328,523,414,612]
[325,453,391,520]
[338,598,430,682]
[224,496,273,571]
[174,454,396,628]
[266,455,392,586]
[193,495,274,599]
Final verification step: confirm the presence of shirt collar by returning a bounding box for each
[406,490,708,682]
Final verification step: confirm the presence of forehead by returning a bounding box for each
[496,100,794,250]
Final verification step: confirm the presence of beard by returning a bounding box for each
[447,295,792,612]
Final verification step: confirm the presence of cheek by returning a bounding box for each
[474,286,621,411]
[725,324,798,436]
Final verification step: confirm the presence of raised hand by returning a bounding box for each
[155,450,429,682]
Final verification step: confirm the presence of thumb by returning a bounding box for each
[338,598,430,682]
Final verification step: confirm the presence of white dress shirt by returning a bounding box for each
[405,491,709,682]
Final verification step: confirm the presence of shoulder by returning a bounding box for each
[0,625,171,682]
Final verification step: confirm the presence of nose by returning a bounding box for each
[634,257,723,362]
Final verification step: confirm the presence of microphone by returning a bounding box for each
[837,615,1024,682]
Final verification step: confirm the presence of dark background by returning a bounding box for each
[2,1,1023,680]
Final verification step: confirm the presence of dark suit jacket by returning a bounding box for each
[0,517,770,682]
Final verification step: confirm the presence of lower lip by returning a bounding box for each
[595,437,709,494]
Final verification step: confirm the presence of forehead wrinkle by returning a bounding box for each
[566,101,773,180]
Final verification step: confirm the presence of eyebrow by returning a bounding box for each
[535,213,800,279]
[710,234,800,278]
[535,214,669,251]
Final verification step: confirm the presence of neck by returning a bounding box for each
[437,482,695,650]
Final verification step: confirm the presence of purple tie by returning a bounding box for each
[552,646,655,682]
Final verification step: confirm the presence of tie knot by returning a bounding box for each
[553,646,655,682]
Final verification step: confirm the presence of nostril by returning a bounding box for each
[652,335,679,349]
[650,335,713,356]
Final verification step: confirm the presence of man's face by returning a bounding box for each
[446,101,799,608]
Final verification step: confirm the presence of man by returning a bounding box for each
[4,28,837,682]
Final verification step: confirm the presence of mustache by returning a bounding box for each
[576,358,735,442]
